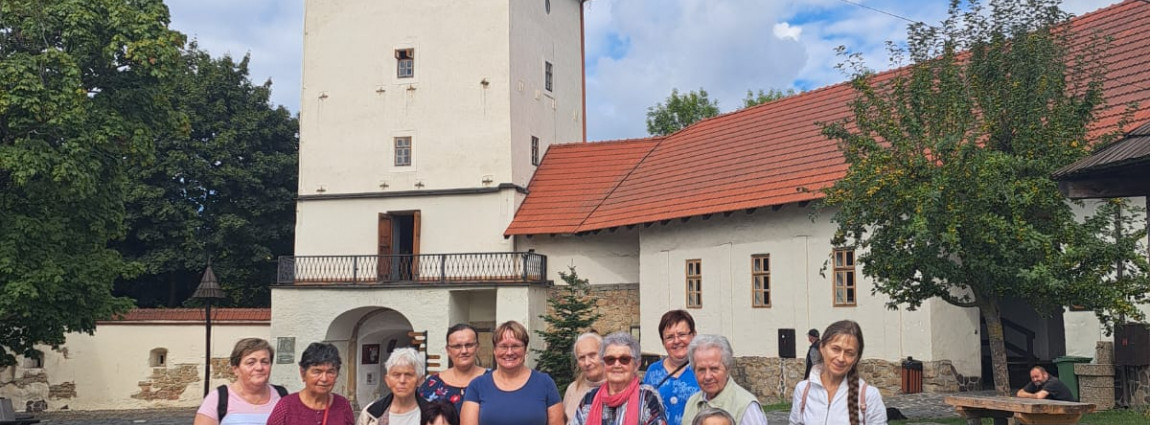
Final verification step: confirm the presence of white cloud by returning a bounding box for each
[773,22,802,41]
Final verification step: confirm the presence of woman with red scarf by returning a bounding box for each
[570,332,667,425]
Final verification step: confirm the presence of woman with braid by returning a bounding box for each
[788,320,887,425]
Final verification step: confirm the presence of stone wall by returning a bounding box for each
[1131,366,1150,406]
[548,283,640,336]
[730,356,980,403]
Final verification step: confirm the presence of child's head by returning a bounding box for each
[421,400,459,425]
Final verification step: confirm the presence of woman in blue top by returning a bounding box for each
[461,320,563,425]
[640,310,701,425]
[418,323,488,412]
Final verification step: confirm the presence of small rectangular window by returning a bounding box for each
[544,61,553,92]
[396,49,414,78]
[395,137,412,166]
[531,136,540,166]
[833,249,856,306]
[686,259,702,308]
[752,254,770,308]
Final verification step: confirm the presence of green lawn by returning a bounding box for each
[762,402,1149,425]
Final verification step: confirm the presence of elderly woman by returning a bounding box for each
[359,347,428,425]
[267,342,356,425]
[789,320,887,425]
[419,323,488,411]
[461,320,563,425]
[569,332,667,425]
[195,338,286,425]
[640,310,700,425]
[691,408,735,425]
[681,335,767,425]
[562,332,605,421]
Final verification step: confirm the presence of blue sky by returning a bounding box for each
[165,0,1121,141]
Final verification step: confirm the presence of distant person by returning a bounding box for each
[569,332,667,425]
[419,324,489,412]
[804,329,821,380]
[195,338,286,425]
[641,310,701,425]
[690,408,735,425]
[789,320,887,425]
[422,400,460,425]
[681,335,768,425]
[1016,366,1074,401]
[267,342,356,425]
[563,332,605,421]
[359,348,429,425]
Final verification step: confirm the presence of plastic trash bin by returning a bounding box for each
[1052,355,1092,401]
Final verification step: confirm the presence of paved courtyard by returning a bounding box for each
[31,390,972,425]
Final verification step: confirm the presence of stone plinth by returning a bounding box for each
[728,357,979,403]
[1074,363,1114,410]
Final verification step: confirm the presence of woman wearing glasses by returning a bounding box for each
[640,310,700,425]
[419,323,489,412]
[570,332,667,425]
[267,342,355,425]
[461,320,563,425]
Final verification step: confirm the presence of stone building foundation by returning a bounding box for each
[730,356,980,404]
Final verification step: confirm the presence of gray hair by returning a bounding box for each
[599,332,641,360]
[299,342,342,371]
[691,407,735,425]
[573,332,602,357]
[687,334,735,371]
[385,347,426,381]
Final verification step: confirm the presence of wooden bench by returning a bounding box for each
[945,395,1095,425]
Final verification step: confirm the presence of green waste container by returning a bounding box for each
[1052,355,1092,401]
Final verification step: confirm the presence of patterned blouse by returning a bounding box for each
[639,360,699,425]
[417,370,488,412]
[569,385,667,425]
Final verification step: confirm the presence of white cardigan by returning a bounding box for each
[788,365,888,425]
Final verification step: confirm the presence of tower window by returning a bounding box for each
[396,49,414,78]
[544,61,553,92]
[531,136,540,166]
[395,137,412,166]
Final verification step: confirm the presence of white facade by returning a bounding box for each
[0,321,268,411]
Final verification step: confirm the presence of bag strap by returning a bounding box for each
[799,380,867,424]
[272,385,289,397]
[216,385,230,421]
[800,381,811,415]
[655,361,688,388]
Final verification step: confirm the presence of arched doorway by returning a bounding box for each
[325,307,414,405]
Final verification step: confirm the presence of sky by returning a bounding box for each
[165,0,1122,142]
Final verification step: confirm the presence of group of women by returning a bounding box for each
[193,314,886,425]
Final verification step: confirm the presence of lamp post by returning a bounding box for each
[192,264,225,397]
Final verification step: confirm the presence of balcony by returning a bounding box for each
[276,252,548,286]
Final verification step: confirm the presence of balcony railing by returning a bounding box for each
[276,253,547,286]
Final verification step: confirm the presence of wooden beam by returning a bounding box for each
[1059,177,1150,199]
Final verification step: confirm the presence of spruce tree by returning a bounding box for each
[533,267,602,391]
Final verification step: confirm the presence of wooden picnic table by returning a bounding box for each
[945,395,1095,425]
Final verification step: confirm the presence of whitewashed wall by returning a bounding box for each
[517,230,641,285]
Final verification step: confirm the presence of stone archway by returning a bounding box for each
[325,307,413,406]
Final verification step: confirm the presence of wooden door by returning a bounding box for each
[377,213,393,281]
[411,211,421,280]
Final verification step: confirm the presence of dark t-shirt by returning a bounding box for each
[464,369,561,425]
[1023,376,1075,401]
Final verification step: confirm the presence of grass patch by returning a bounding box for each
[761,402,792,412]
[887,409,1149,425]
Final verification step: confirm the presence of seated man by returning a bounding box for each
[1016,366,1075,401]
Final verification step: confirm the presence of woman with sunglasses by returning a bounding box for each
[419,323,488,412]
[460,320,563,425]
[570,332,667,425]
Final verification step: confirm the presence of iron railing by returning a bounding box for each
[276,252,547,285]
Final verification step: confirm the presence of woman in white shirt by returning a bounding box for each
[788,320,887,425]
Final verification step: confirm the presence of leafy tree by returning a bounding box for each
[0,0,185,366]
[533,267,602,391]
[821,0,1150,395]
[115,44,299,307]
[742,88,797,108]
[646,88,720,136]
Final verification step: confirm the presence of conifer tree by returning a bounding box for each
[533,267,602,391]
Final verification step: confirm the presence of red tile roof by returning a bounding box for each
[506,0,1150,236]
[101,308,271,323]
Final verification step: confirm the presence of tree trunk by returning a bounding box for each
[978,296,1011,395]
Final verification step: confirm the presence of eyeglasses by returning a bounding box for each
[603,356,633,366]
[662,332,693,343]
[447,342,479,351]
[495,343,525,352]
